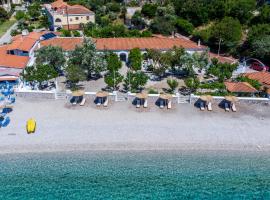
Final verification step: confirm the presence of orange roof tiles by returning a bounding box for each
[225,82,257,93]
[243,72,270,86]
[40,37,206,51]
[51,0,67,9]
[0,46,29,69]
[7,36,37,52]
[95,37,205,51]
[65,5,92,15]
[40,37,83,51]
[209,53,237,64]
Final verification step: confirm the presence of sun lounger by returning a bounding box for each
[80,98,86,106]
[231,103,237,112]
[143,100,148,108]
[207,102,212,111]
[167,100,172,109]
[136,99,140,108]
[200,102,205,111]
[225,102,230,112]
[160,100,164,109]
[104,98,108,107]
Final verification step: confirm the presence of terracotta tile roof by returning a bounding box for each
[225,82,257,93]
[40,37,206,52]
[209,53,237,64]
[40,37,83,51]
[65,5,93,15]
[243,71,270,86]
[51,0,67,9]
[0,46,29,69]
[7,36,37,52]
[95,37,206,51]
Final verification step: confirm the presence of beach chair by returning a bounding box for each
[225,102,230,112]
[143,99,148,108]
[200,102,205,111]
[96,97,101,106]
[80,98,86,106]
[207,102,212,111]
[136,99,141,108]
[160,100,164,109]
[231,103,237,112]
[104,98,108,107]
[167,100,172,109]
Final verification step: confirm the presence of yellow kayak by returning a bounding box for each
[26,119,36,134]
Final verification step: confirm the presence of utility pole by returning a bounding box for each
[65,6,69,30]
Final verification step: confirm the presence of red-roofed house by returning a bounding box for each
[225,82,257,95]
[44,0,95,31]
[243,72,270,88]
[0,31,57,81]
[39,36,207,62]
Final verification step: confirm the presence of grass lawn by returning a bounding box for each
[0,17,16,37]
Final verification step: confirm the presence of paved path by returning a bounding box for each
[0,21,18,45]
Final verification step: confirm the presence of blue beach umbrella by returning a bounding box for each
[1,116,10,127]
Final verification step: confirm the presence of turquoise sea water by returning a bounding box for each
[0,150,269,199]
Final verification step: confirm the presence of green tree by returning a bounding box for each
[0,7,9,22]
[28,2,41,19]
[251,35,270,61]
[141,3,158,18]
[131,11,145,30]
[150,15,176,35]
[106,53,122,72]
[124,71,148,92]
[104,71,124,90]
[35,46,66,73]
[15,11,26,20]
[68,38,107,79]
[167,79,179,93]
[184,77,200,90]
[129,48,142,71]
[65,64,86,91]
[228,0,256,24]
[207,58,237,82]
[176,18,194,35]
[209,17,242,52]
[22,64,58,88]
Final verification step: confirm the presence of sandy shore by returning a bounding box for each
[0,97,270,154]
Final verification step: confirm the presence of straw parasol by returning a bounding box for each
[200,95,208,102]
[136,92,148,99]
[96,91,109,98]
[72,90,85,97]
[225,96,239,102]
[159,93,172,100]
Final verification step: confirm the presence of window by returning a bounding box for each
[75,17,79,20]
[55,18,62,22]
[86,16,89,20]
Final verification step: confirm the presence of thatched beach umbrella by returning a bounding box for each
[225,96,239,102]
[136,92,148,99]
[200,95,213,102]
[72,90,85,97]
[200,95,208,102]
[96,91,109,98]
[159,93,172,100]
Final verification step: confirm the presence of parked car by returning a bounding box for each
[250,62,269,71]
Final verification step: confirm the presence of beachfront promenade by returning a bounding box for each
[1,96,270,154]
